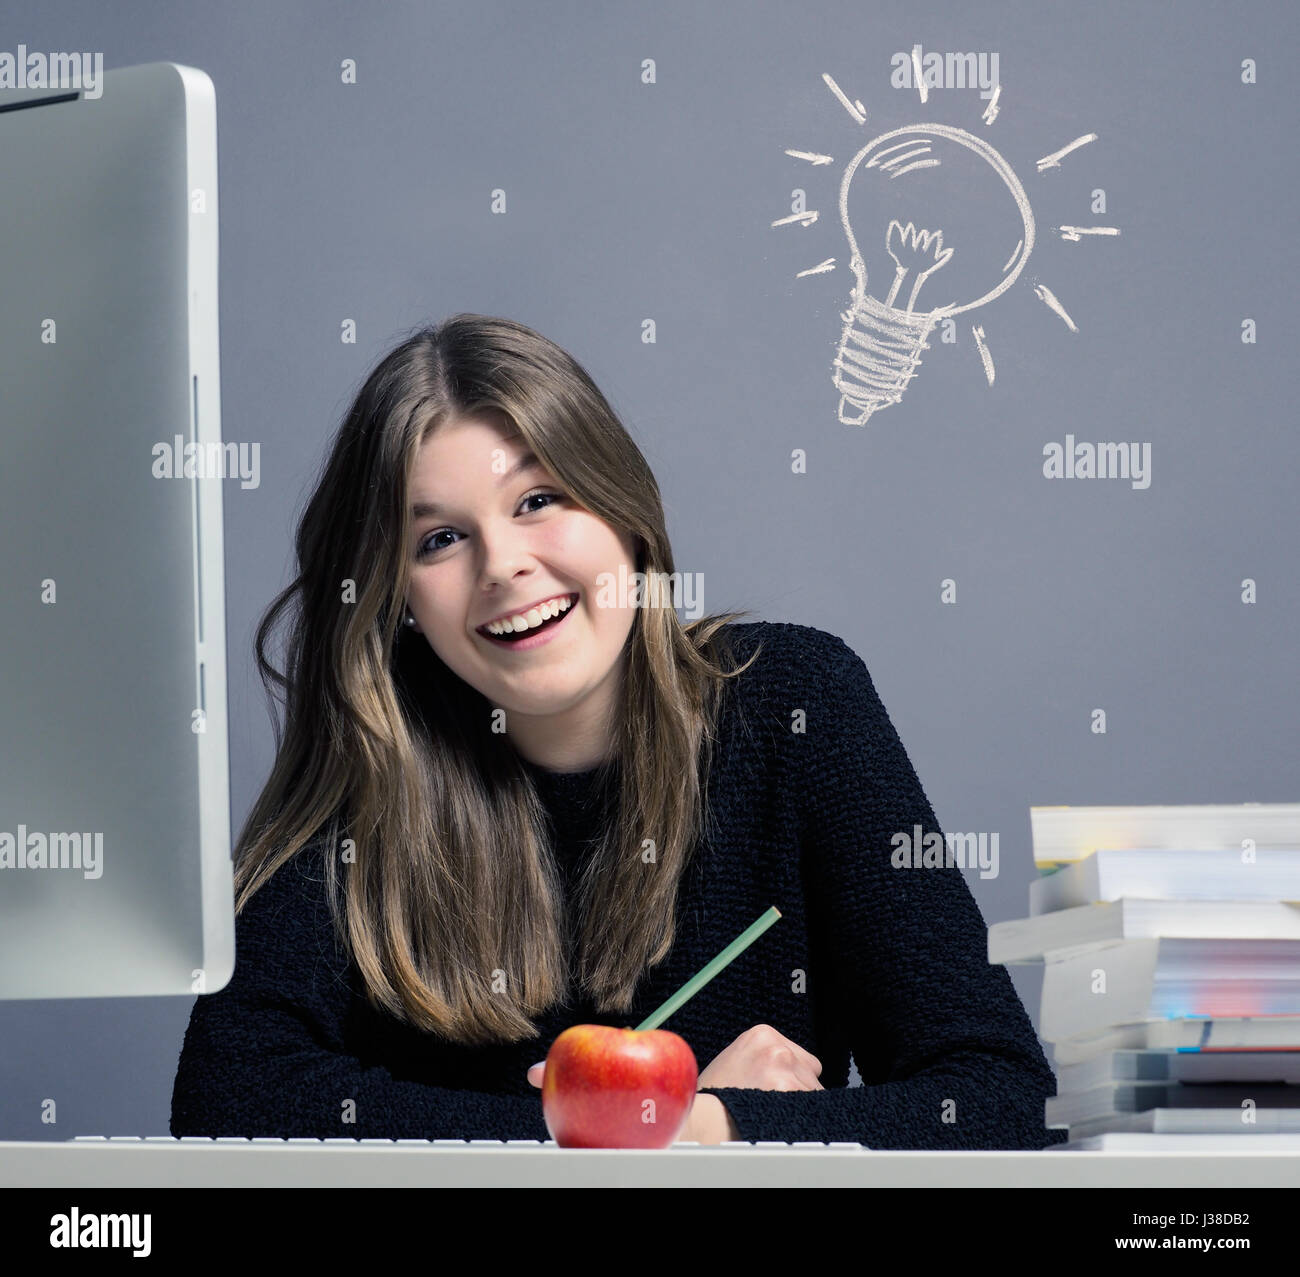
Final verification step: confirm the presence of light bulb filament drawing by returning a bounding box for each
[883,220,954,313]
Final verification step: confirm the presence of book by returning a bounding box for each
[1038,939,1300,1042]
[1047,1082,1300,1127]
[1029,803,1300,871]
[1049,1016,1300,1065]
[991,898,1300,963]
[1055,1048,1300,1093]
[1028,849,1300,916]
[1062,1106,1300,1140]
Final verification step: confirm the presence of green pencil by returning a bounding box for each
[634,906,782,1031]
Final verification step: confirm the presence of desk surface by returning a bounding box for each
[2,1139,1297,1187]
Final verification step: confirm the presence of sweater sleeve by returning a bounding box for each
[169,840,551,1141]
[698,631,1066,1149]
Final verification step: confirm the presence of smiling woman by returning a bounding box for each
[195,313,758,1046]
[403,413,643,774]
[170,312,1063,1151]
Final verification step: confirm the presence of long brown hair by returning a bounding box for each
[234,314,761,1046]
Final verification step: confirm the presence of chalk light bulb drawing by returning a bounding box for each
[834,123,1034,424]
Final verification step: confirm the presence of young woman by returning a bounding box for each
[170,313,1064,1148]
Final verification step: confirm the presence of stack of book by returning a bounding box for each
[989,802,1300,1150]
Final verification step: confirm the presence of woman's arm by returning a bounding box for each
[699,630,1063,1149]
[171,842,551,1140]
[686,1093,740,1144]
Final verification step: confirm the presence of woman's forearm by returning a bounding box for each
[688,1093,740,1144]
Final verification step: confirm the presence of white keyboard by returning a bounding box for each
[1,1139,1297,1188]
[65,1144,868,1154]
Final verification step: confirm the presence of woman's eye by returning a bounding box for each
[520,490,561,514]
[417,491,562,559]
[419,529,460,556]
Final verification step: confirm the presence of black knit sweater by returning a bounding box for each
[171,621,1065,1148]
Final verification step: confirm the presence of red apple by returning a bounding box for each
[541,1024,698,1148]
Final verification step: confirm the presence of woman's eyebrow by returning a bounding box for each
[410,454,543,519]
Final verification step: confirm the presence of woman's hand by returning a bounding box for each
[687,1025,823,1141]
[697,1023,824,1091]
[526,1023,820,1142]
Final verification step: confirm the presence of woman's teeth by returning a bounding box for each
[482,594,575,637]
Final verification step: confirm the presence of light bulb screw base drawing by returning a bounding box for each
[833,293,941,425]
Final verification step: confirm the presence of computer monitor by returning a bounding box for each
[0,62,232,998]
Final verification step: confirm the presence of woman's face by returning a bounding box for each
[404,414,640,771]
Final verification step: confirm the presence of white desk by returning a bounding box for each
[1,1139,1297,1187]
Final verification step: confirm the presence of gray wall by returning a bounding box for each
[2,0,1297,1139]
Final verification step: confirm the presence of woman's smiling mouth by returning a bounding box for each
[476,592,579,648]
